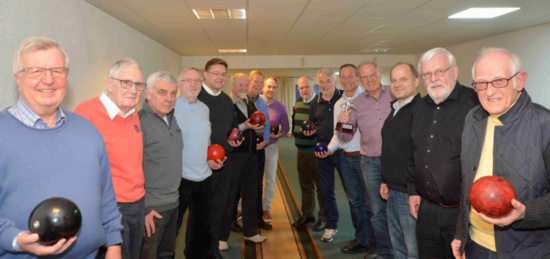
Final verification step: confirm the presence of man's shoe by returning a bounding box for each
[364,244,379,259]
[263,210,273,222]
[341,240,368,254]
[312,219,326,232]
[320,228,337,242]
[292,216,315,229]
[258,219,273,230]
[243,234,267,243]
[230,220,243,233]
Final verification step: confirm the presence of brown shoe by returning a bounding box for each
[262,210,272,222]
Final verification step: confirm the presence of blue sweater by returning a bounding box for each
[0,109,123,258]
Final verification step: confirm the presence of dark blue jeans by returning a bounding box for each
[387,190,418,259]
[465,237,497,259]
[118,198,145,259]
[316,149,343,229]
[140,207,178,259]
[339,152,376,246]
[361,156,393,258]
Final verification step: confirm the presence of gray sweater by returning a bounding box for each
[139,100,183,214]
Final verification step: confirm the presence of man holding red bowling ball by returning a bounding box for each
[452,48,550,258]
[0,37,123,257]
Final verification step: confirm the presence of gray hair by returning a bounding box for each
[177,67,201,81]
[108,58,141,79]
[472,47,522,79]
[358,61,380,73]
[231,73,248,84]
[418,47,456,73]
[146,71,177,91]
[298,76,315,88]
[317,69,336,82]
[13,36,70,74]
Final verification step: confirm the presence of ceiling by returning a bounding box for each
[85,0,550,56]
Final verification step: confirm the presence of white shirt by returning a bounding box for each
[99,90,136,119]
[327,86,363,153]
[202,83,221,96]
[393,94,416,116]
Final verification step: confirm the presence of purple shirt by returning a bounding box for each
[349,85,394,157]
[267,99,289,145]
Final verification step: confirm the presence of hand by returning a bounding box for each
[451,239,464,259]
[17,232,76,256]
[144,210,162,237]
[208,156,226,170]
[244,119,264,130]
[380,183,389,200]
[105,245,122,259]
[228,138,243,148]
[314,150,331,159]
[409,195,421,219]
[270,132,283,139]
[472,199,525,227]
[301,128,316,137]
[256,140,268,150]
[337,110,349,123]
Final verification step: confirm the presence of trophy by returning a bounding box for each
[335,99,356,135]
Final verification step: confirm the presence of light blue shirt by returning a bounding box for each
[174,96,212,182]
[250,94,271,142]
[7,97,66,129]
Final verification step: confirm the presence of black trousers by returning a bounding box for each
[206,156,233,255]
[220,152,260,239]
[416,198,459,259]
[256,149,266,219]
[177,177,212,259]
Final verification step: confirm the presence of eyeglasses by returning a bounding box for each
[111,78,146,90]
[421,66,451,80]
[18,67,69,79]
[180,78,203,84]
[207,71,227,77]
[472,72,521,91]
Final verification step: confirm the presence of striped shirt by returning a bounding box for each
[7,97,66,129]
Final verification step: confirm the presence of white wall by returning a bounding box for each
[446,22,550,108]
[0,0,182,111]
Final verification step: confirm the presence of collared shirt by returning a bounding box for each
[202,83,221,96]
[309,89,343,145]
[393,94,416,116]
[249,94,271,142]
[408,82,479,205]
[7,97,66,129]
[349,85,394,157]
[329,87,363,153]
[231,93,251,132]
[305,93,317,104]
[99,90,135,119]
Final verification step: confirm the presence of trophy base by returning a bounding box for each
[335,122,354,134]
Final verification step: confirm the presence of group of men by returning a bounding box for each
[1,35,549,259]
[0,37,292,259]
[290,47,550,259]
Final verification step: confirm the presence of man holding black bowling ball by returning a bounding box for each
[291,76,327,231]
[306,69,343,243]
[0,37,123,257]
[138,71,181,258]
[452,48,550,258]
[219,73,267,248]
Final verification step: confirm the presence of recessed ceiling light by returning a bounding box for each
[193,9,246,19]
[361,48,390,53]
[218,49,247,53]
[449,8,520,19]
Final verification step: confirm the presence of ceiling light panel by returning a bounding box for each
[449,8,520,19]
[192,9,246,19]
[218,49,247,53]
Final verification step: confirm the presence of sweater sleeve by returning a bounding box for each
[0,219,25,254]
[280,104,290,137]
[98,145,124,246]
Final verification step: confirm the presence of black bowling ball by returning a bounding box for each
[28,197,82,245]
[301,120,316,132]
[271,125,280,135]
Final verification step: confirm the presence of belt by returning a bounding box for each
[342,151,360,157]
[438,202,460,209]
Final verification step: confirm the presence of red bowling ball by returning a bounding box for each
[207,144,226,162]
[28,197,82,245]
[227,128,244,142]
[301,120,315,132]
[250,111,266,126]
[469,175,516,218]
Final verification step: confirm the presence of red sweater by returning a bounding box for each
[75,97,145,202]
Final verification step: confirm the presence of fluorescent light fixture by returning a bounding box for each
[193,9,246,19]
[449,8,520,19]
[361,48,390,53]
[218,49,247,53]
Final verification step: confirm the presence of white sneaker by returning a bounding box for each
[243,234,267,243]
[218,240,228,251]
[321,229,337,242]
